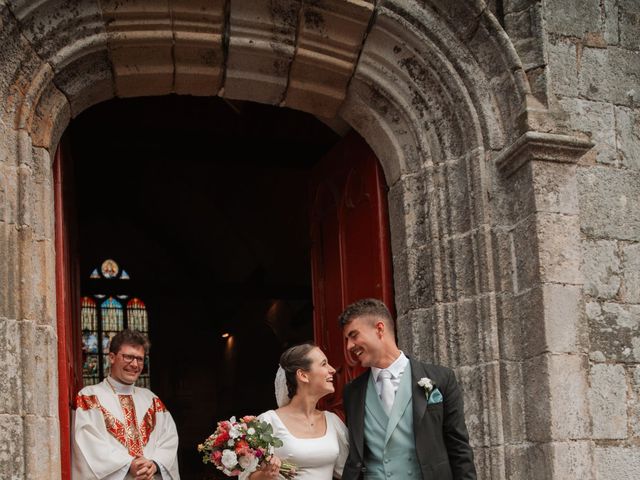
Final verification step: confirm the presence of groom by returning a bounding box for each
[340,298,476,480]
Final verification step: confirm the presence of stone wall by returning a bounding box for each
[542,0,640,477]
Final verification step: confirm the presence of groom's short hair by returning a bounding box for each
[338,298,394,330]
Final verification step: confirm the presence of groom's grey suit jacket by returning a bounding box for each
[342,357,477,480]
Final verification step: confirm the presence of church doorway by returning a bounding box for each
[63,95,338,478]
[58,95,394,478]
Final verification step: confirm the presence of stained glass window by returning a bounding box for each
[80,260,151,388]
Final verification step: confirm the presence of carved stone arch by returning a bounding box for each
[0,1,595,479]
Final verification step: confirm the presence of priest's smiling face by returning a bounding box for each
[109,343,145,385]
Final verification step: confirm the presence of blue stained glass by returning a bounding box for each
[121,270,130,280]
[101,297,124,331]
[82,331,98,353]
[90,269,100,279]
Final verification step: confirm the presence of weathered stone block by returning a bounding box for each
[587,301,640,362]
[504,444,531,480]
[619,0,640,50]
[603,0,620,45]
[491,229,517,295]
[0,118,18,166]
[387,172,428,252]
[557,98,617,165]
[536,283,583,355]
[536,212,582,285]
[472,445,506,480]
[545,0,602,37]
[172,0,224,96]
[595,446,640,480]
[23,414,61,480]
[589,363,627,439]
[225,0,296,103]
[545,441,595,480]
[504,4,545,70]
[499,360,526,443]
[492,158,536,226]
[0,414,24,479]
[392,244,437,314]
[101,0,174,97]
[6,0,105,68]
[0,6,47,125]
[397,307,437,362]
[447,299,483,366]
[525,353,591,441]
[496,293,524,360]
[547,37,578,98]
[530,160,579,215]
[0,221,19,322]
[17,322,57,416]
[284,0,373,117]
[503,0,537,15]
[621,242,640,303]
[579,166,640,241]
[579,47,640,107]
[457,362,503,448]
[509,441,595,480]
[0,318,22,414]
[616,106,640,170]
[18,229,51,324]
[582,239,621,299]
[53,50,114,117]
[30,82,70,150]
[630,366,640,438]
[448,232,480,299]
[511,214,540,291]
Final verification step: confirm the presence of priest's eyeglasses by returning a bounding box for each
[120,353,145,364]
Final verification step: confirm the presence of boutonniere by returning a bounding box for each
[418,377,443,405]
[418,377,434,395]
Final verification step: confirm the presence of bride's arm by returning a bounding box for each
[331,413,350,479]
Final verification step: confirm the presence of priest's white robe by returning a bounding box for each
[72,378,180,480]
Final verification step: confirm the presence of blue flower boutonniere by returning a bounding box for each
[418,377,443,405]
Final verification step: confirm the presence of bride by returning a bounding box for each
[250,343,349,479]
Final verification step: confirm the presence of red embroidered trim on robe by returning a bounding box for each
[75,394,128,451]
[75,394,165,457]
[119,395,144,457]
[140,398,167,445]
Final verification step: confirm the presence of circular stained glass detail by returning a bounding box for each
[101,259,119,278]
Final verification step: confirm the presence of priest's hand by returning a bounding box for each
[130,456,157,480]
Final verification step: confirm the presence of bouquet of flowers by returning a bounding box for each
[198,415,296,479]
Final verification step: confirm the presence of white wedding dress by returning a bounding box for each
[258,410,349,479]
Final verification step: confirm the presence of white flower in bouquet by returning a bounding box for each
[238,455,259,476]
[230,424,243,439]
[221,450,238,470]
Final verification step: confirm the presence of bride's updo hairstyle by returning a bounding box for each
[279,343,316,399]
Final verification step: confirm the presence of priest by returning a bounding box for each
[72,329,180,479]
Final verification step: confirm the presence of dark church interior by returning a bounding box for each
[65,95,341,478]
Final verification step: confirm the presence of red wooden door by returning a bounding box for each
[310,131,394,414]
[54,139,82,480]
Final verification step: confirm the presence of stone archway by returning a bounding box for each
[0,1,594,479]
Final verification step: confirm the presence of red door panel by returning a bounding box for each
[310,131,394,415]
[54,139,82,480]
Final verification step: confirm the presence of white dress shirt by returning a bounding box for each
[371,351,409,399]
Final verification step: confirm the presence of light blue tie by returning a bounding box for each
[378,369,394,415]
